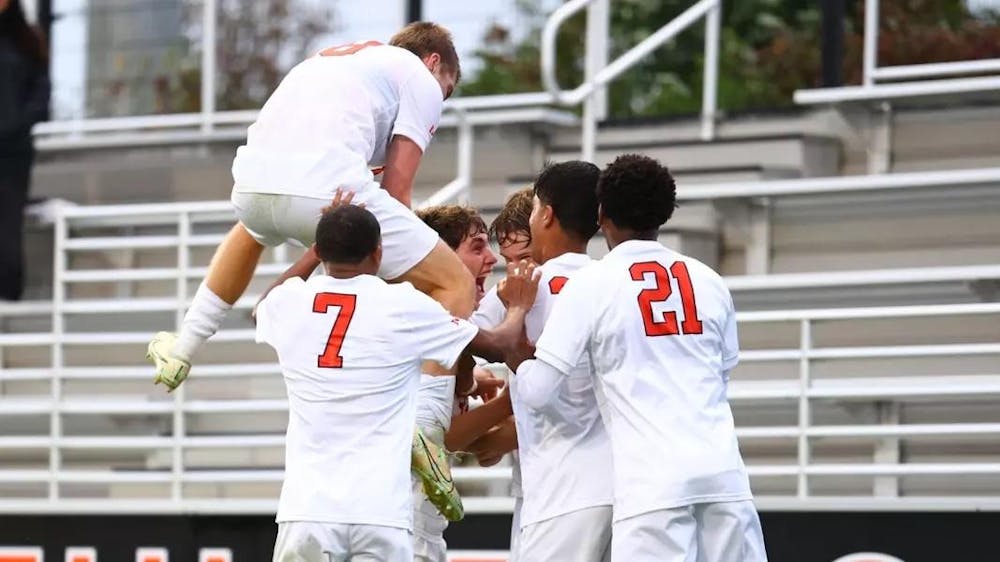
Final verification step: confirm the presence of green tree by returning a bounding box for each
[159,0,334,113]
[460,0,1000,118]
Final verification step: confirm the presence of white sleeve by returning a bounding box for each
[399,291,479,369]
[392,72,442,152]
[514,358,567,410]
[534,274,596,375]
[721,295,739,373]
[471,285,506,329]
[254,279,292,346]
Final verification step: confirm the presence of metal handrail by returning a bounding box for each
[540,0,721,155]
[796,0,1000,103]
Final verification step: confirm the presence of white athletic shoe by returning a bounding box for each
[146,331,191,391]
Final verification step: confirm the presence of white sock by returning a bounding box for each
[172,283,233,362]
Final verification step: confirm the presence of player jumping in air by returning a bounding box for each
[146,23,474,515]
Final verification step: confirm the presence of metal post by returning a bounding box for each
[701,1,720,141]
[49,206,67,501]
[796,319,812,498]
[746,199,771,275]
[456,111,473,204]
[820,0,845,87]
[201,0,217,133]
[862,0,879,86]
[873,401,901,497]
[405,0,422,23]
[585,0,610,121]
[172,212,191,502]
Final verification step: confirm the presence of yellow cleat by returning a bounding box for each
[412,427,464,521]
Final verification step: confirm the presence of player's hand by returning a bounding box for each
[499,259,539,312]
[321,187,363,214]
[472,366,504,402]
[476,451,504,467]
[468,422,517,465]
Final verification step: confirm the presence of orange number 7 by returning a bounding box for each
[313,292,357,368]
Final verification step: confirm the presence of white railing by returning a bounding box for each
[34,0,722,207]
[796,0,1000,104]
[2,185,1000,513]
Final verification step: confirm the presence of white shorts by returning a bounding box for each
[519,505,612,562]
[611,501,766,562]
[273,520,412,562]
[232,186,440,280]
[412,531,447,562]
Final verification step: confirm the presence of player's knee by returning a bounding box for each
[437,267,475,318]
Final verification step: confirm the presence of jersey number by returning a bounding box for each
[313,292,357,368]
[319,40,382,57]
[548,276,569,295]
[629,261,703,336]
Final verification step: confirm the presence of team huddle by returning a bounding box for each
[145,21,767,562]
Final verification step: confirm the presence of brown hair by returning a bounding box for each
[488,187,533,246]
[416,205,486,250]
[389,22,461,82]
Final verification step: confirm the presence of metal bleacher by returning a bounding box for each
[2,0,1000,517]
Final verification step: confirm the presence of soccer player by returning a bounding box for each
[149,22,472,388]
[509,161,614,562]
[410,204,500,562]
[472,187,534,329]
[257,205,537,562]
[512,154,767,562]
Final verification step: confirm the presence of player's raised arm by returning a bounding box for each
[381,136,424,208]
[464,260,539,363]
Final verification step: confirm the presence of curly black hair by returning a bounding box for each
[596,154,676,233]
[534,160,600,242]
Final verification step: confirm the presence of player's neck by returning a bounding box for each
[606,229,658,249]
[539,232,588,264]
[323,263,377,279]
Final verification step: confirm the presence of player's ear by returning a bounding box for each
[423,52,441,71]
[542,203,555,229]
[372,242,383,268]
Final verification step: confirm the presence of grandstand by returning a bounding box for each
[2,0,1000,560]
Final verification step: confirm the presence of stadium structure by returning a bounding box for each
[2,0,1000,561]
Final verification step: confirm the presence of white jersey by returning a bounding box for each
[511,253,613,528]
[232,43,443,199]
[469,288,522,499]
[471,285,505,329]
[255,275,478,529]
[534,240,751,521]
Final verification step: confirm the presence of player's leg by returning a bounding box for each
[519,505,613,562]
[148,192,317,389]
[412,373,459,559]
[694,500,767,562]
[272,521,333,562]
[349,524,413,562]
[611,507,698,562]
[392,241,477,318]
[353,187,476,319]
